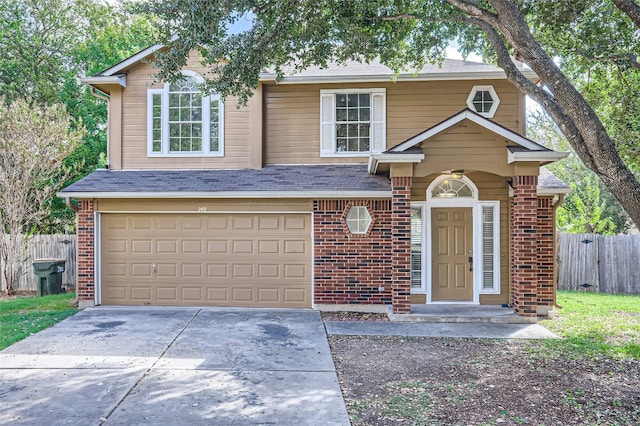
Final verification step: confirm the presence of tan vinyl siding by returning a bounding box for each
[264,80,523,165]
[413,121,531,177]
[412,171,510,304]
[118,52,254,170]
[96,198,313,213]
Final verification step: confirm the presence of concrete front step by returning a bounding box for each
[387,304,539,324]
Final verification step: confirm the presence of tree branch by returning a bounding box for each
[612,0,640,28]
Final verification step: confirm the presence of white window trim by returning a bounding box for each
[410,204,427,294]
[320,88,386,157]
[466,85,500,118]
[345,205,372,234]
[147,70,224,157]
[479,201,501,294]
[413,175,501,303]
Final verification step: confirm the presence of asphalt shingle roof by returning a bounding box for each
[538,167,571,192]
[60,164,569,196]
[60,164,391,194]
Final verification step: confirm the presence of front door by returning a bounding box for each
[431,207,473,301]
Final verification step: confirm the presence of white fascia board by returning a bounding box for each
[391,110,547,152]
[259,70,538,84]
[80,75,127,87]
[537,187,572,196]
[508,150,569,164]
[57,190,392,199]
[368,152,424,174]
[100,44,164,76]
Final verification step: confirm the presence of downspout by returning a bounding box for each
[89,87,110,168]
[65,197,79,213]
[552,194,565,310]
[65,198,80,306]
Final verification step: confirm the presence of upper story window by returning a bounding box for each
[147,71,224,157]
[466,85,500,118]
[320,88,385,157]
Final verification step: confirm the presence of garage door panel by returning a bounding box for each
[182,240,203,253]
[101,213,311,307]
[232,216,254,230]
[132,216,153,229]
[131,240,152,253]
[208,240,228,253]
[131,287,152,300]
[232,240,254,254]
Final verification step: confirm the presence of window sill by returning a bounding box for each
[147,152,224,158]
[320,152,373,158]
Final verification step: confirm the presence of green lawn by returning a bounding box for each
[537,290,640,360]
[0,292,77,350]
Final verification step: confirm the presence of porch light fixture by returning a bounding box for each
[451,170,464,180]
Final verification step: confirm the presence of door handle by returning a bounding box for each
[468,257,473,272]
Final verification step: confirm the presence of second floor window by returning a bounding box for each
[147,71,224,157]
[320,88,386,156]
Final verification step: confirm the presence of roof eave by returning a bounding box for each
[537,187,572,196]
[368,152,425,174]
[97,43,165,77]
[508,151,570,164]
[259,69,538,84]
[80,75,127,87]
[57,190,392,200]
[391,109,546,152]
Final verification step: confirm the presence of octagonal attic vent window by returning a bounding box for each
[467,85,500,118]
[345,206,372,234]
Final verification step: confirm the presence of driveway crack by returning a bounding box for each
[99,308,202,425]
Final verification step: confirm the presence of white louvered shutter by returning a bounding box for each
[371,91,386,153]
[320,92,335,155]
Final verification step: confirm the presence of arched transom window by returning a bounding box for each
[431,178,474,198]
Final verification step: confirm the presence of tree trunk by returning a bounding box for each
[485,0,640,229]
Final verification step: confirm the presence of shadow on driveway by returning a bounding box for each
[0,307,349,425]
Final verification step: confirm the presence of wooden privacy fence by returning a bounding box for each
[0,234,77,292]
[557,233,640,295]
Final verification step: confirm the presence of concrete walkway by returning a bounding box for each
[0,307,349,425]
[325,321,558,339]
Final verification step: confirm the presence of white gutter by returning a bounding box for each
[507,150,569,164]
[368,152,425,174]
[258,70,538,84]
[81,75,127,87]
[537,187,572,196]
[56,190,393,199]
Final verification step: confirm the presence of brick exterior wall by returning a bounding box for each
[76,200,95,302]
[510,176,538,316]
[537,197,555,310]
[391,177,412,314]
[313,200,393,306]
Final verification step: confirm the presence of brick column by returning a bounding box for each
[537,197,555,315]
[76,200,95,306]
[510,176,538,316]
[391,177,412,314]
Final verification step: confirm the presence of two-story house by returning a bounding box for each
[61,45,569,317]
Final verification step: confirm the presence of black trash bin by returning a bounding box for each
[33,259,66,296]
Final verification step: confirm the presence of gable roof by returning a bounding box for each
[86,43,537,85]
[387,108,568,163]
[260,58,538,84]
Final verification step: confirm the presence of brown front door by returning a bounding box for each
[431,207,473,301]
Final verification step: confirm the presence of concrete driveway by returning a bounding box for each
[0,307,350,425]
